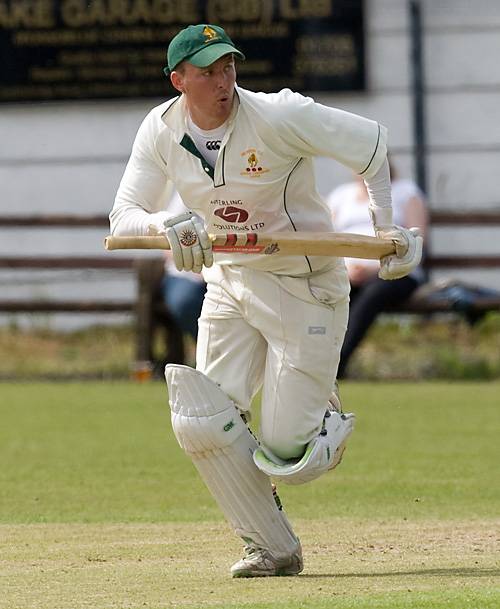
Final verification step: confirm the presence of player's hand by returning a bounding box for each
[376,226,423,280]
[161,212,213,273]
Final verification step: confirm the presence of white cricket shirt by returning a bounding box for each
[111,86,388,275]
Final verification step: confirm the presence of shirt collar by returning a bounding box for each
[161,89,240,142]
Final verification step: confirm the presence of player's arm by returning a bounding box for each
[273,93,422,278]
[405,194,429,241]
[109,110,174,236]
[109,110,213,272]
[364,159,423,280]
[268,89,387,179]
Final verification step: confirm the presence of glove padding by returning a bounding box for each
[376,226,423,280]
[162,212,213,273]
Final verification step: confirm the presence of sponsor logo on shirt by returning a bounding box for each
[214,206,249,223]
[206,140,221,150]
[212,222,265,232]
[240,148,270,177]
[210,199,243,206]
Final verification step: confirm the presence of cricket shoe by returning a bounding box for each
[231,545,303,578]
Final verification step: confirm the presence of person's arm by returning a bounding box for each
[266,90,423,279]
[328,183,380,284]
[405,195,428,241]
[109,108,213,273]
[266,89,387,179]
[346,261,379,285]
[364,160,423,280]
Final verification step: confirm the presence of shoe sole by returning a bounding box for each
[232,568,302,578]
[231,557,304,578]
[232,571,299,579]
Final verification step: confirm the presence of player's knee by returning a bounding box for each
[254,410,356,485]
[165,364,247,454]
[260,430,306,461]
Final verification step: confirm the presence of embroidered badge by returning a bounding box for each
[240,148,270,177]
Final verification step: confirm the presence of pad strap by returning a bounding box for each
[254,410,355,485]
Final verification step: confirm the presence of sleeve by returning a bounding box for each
[109,110,174,236]
[272,89,387,179]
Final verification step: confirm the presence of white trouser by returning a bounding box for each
[197,262,350,460]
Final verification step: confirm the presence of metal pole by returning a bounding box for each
[409,0,427,194]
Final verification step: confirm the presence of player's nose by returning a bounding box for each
[216,69,231,88]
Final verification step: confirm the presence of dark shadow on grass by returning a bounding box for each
[300,567,500,579]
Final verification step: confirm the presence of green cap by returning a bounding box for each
[164,24,245,76]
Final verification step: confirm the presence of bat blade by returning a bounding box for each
[104,232,396,260]
[210,232,396,259]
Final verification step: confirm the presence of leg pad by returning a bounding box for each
[165,364,300,557]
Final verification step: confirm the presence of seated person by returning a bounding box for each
[327,161,428,378]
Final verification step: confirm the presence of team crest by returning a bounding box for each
[203,26,218,42]
[240,148,270,178]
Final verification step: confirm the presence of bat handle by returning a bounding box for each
[104,235,171,250]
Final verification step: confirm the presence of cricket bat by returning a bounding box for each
[104,232,397,260]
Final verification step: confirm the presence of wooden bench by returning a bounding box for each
[0,250,185,376]
[387,282,500,327]
[1,211,499,376]
[0,214,188,373]
[392,210,500,320]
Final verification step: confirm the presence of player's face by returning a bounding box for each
[171,55,236,129]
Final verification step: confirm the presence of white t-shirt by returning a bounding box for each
[187,114,227,168]
[327,178,425,279]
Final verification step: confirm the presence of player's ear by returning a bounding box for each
[170,70,184,93]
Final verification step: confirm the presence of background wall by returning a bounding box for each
[1,0,499,328]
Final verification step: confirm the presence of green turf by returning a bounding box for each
[203,591,500,609]
[0,381,498,523]
[1,381,499,609]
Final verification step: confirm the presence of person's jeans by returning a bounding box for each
[161,274,206,339]
[338,275,419,378]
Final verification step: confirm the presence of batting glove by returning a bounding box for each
[376,226,423,280]
[163,212,213,273]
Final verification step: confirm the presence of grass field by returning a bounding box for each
[1,313,500,380]
[1,381,499,609]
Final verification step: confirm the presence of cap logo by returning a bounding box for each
[203,26,218,43]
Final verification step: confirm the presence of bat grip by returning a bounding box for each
[104,235,171,250]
